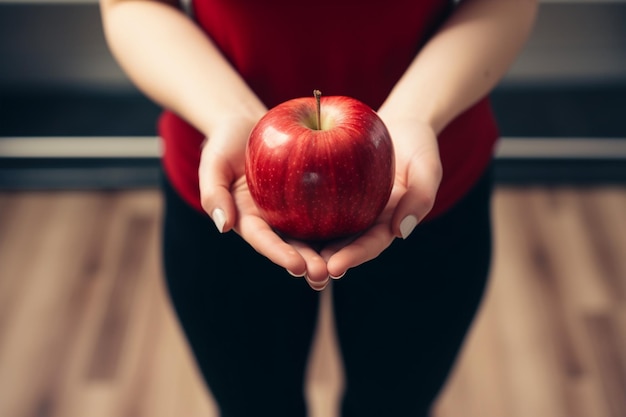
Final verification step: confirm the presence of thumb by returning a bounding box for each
[391,159,442,240]
[198,144,238,234]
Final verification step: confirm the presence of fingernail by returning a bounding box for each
[309,278,329,291]
[330,271,346,280]
[307,275,330,290]
[287,269,306,278]
[211,208,226,233]
[400,215,418,239]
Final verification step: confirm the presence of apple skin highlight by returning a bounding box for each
[245,94,395,241]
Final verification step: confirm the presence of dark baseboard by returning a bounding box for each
[1,156,625,190]
[1,86,625,189]
[0,158,161,190]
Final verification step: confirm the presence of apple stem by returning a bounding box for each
[314,89,322,130]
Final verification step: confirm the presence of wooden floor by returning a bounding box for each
[0,186,624,417]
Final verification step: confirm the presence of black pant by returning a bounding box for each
[162,168,493,417]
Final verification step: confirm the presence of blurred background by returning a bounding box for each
[0,0,626,185]
[0,1,625,417]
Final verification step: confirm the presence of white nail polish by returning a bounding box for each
[309,276,329,291]
[212,208,226,233]
[400,215,418,239]
[287,269,306,278]
[330,271,346,280]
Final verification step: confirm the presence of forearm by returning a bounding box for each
[380,0,538,134]
[99,0,266,134]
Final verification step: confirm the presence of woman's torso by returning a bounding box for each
[160,0,499,219]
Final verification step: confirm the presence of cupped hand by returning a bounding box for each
[198,112,442,290]
[320,115,443,279]
[198,116,331,290]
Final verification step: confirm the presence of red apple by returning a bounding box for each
[245,90,395,241]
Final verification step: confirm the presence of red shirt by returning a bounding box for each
[160,0,499,221]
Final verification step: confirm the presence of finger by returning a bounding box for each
[319,236,355,279]
[236,214,307,276]
[391,159,442,239]
[289,240,330,291]
[198,145,237,233]
[325,221,395,277]
[319,235,353,258]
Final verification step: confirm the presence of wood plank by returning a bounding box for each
[489,189,573,417]
[584,314,626,417]
[0,186,625,417]
[577,188,626,301]
[306,286,344,417]
[0,192,118,417]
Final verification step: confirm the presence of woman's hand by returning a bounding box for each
[321,115,442,279]
[100,0,332,289]
[319,0,538,282]
[198,113,441,290]
[198,117,332,290]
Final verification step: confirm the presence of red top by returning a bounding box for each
[159,0,499,221]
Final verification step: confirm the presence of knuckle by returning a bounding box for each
[200,190,215,214]
[414,189,437,214]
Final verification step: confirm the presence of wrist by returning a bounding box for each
[198,102,267,139]
[377,99,445,137]
[377,107,438,138]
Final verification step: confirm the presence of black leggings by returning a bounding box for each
[162,168,493,417]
